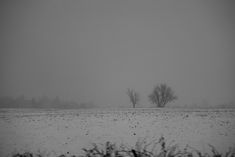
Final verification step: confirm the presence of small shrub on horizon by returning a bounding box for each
[126,88,140,108]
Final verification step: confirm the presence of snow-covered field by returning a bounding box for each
[0,108,235,157]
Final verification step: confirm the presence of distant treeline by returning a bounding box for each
[0,96,94,109]
[0,96,234,109]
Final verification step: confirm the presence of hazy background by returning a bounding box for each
[1,0,235,108]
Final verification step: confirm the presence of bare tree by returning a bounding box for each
[148,83,177,107]
[127,88,140,108]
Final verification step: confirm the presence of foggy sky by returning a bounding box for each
[1,0,235,107]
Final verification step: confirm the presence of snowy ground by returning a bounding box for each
[0,108,235,157]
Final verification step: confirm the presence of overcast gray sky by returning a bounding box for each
[1,0,235,107]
